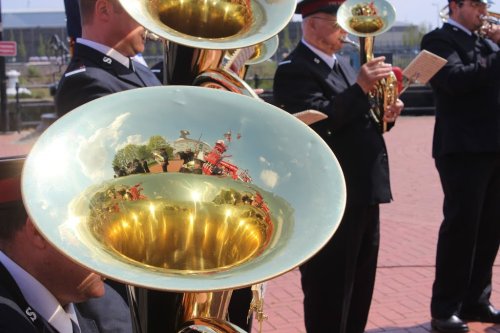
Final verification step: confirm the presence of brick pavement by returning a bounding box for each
[0,129,38,158]
[251,116,500,333]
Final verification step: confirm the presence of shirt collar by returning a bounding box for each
[447,18,474,36]
[302,38,338,68]
[0,251,80,333]
[76,37,132,68]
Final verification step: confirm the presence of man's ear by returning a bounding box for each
[95,0,112,21]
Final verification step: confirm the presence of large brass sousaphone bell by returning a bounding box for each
[121,0,292,49]
[119,0,294,90]
[22,87,346,332]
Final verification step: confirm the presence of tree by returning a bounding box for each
[37,34,47,57]
[147,135,168,151]
[281,25,293,54]
[402,23,429,50]
[18,31,27,62]
[113,136,174,168]
[113,143,144,168]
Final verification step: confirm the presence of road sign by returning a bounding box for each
[0,41,17,57]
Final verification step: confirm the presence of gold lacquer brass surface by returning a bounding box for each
[349,16,384,34]
[118,0,295,49]
[78,174,272,273]
[157,0,251,39]
[337,0,396,37]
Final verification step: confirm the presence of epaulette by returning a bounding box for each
[64,67,86,77]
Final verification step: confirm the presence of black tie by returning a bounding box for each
[333,60,349,85]
[129,58,135,72]
[71,319,80,333]
[333,60,341,74]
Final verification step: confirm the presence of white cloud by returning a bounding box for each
[260,169,279,189]
[77,113,131,181]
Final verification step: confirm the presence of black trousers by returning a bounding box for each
[431,153,500,318]
[300,204,380,333]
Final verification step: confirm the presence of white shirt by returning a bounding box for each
[302,38,339,69]
[447,18,474,36]
[76,37,132,69]
[0,251,80,333]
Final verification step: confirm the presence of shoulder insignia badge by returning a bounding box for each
[64,67,86,77]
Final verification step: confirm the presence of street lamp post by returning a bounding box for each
[0,0,8,132]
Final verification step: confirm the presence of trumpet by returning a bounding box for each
[337,0,397,133]
[481,13,500,25]
[480,12,500,35]
[440,5,500,36]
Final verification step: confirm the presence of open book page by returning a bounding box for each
[402,50,447,85]
[293,110,328,125]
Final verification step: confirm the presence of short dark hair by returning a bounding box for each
[0,202,27,241]
[78,0,97,25]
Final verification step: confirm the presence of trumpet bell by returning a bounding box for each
[226,36,280,67]
[119,0,295,50]
[22,86,346,292]
[337,0,396,37]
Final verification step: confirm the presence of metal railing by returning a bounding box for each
[12,82,56,132]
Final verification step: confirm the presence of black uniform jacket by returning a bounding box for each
[56,43,162,117]
[273,42,392,206]
[0,262,132,333]
[421,23,500,158]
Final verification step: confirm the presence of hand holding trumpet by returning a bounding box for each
[356,56,404,124]
[356,56,394,94]
[480,19,500,43]
[383,99,404,123]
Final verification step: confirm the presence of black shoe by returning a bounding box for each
[460,304,500,324]
[431,315,469,332]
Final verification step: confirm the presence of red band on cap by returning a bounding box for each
[300,0,344,17]
[0,177,22,203]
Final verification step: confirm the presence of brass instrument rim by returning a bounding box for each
[119,0,296,50]
[336,0,396,37]
[22,86,346,292]
[239,35,280,66]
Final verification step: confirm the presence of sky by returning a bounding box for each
[2,0,500,30]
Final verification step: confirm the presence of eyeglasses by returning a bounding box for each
[309,16,342,29]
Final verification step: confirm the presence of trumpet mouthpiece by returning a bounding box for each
[341,37,360,50]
